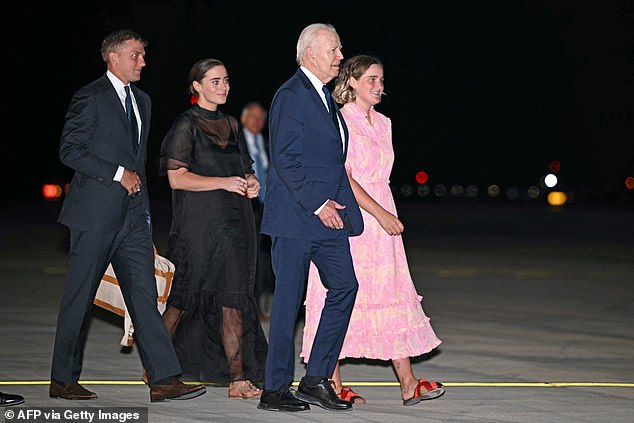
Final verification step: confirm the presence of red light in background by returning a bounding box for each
[415,171,429,184]
[42,184,63,200]
[625,176,634,190]
[549,160,561,172]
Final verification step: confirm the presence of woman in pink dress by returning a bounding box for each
[300,55,444,406]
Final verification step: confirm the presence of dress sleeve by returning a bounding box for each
[344,114,362,179]
[159,114,195,175]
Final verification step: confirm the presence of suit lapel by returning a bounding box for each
[102,78,141,158]
[296,70,347,159]
[130,86,147,142]
[102,79,129,129]
[129,86,148,160]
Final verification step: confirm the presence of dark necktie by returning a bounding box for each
[322,85,339,130]
[124,86,139,153]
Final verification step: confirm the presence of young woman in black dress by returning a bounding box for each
[158,58,268,399]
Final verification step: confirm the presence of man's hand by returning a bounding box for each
[120,169,141,196]
[317,200,346,230]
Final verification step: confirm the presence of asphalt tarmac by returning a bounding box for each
[1,197,632,423]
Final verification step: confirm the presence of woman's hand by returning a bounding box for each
[225,176,249,196]
[376,210,404,236]
[245,174,260,198]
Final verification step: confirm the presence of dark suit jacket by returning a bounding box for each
[261,68,363,239]
[58,74,151,232]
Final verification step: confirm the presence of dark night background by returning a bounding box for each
[10,0,633,204]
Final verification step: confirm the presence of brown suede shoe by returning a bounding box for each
[49,381,97,400]
[149,380,206,402]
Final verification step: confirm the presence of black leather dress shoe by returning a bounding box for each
[257,387,310,412]
[49,381,97,400]
[0,392,25,407]
[296,377,352,411]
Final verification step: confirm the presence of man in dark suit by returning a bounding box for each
[240,101,275,320]
[50,29,205,403]
[257,23,363,413]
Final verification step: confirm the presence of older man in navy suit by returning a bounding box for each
[50,29,205,403]
[257,23,363,413]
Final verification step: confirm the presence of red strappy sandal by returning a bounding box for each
[402,378,445,406]
[340,386,366,405]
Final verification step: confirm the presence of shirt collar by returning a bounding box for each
[300,66,328,102]
[106,70,127,93]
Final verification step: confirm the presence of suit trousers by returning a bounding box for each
[264,234,358,390]
[51,202,181,385]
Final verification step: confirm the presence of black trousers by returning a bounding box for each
[51,206,181,384]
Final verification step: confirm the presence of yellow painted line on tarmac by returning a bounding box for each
[0,381,207,386]
[0,381,145,386]
[289,381,634,388]
[441,382,634,388]
[2,381,633,388]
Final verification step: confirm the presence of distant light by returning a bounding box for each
[465,185,479,198]
[547,191,567,206]
[433,184,447,198]
[487,184,500,198]
[527,185,540,199]
[625,176,634,190]
[400,184,414,197]
[506,186,519,200]
[450,185,464,197]
[417,184,430,197]
[415,171,429,185]
[565,191,576,203]
[42,184,63,200]
[544,173,558,188]
[549,160,561,173]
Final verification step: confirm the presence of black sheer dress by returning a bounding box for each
[159,103,268,384]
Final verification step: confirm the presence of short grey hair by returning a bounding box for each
[241,101,267,119]
[296,23,337,66]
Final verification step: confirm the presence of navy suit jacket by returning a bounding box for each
[58,74,151,232]
[261,69,363,239]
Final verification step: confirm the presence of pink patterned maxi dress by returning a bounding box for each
[301,102,442,361]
